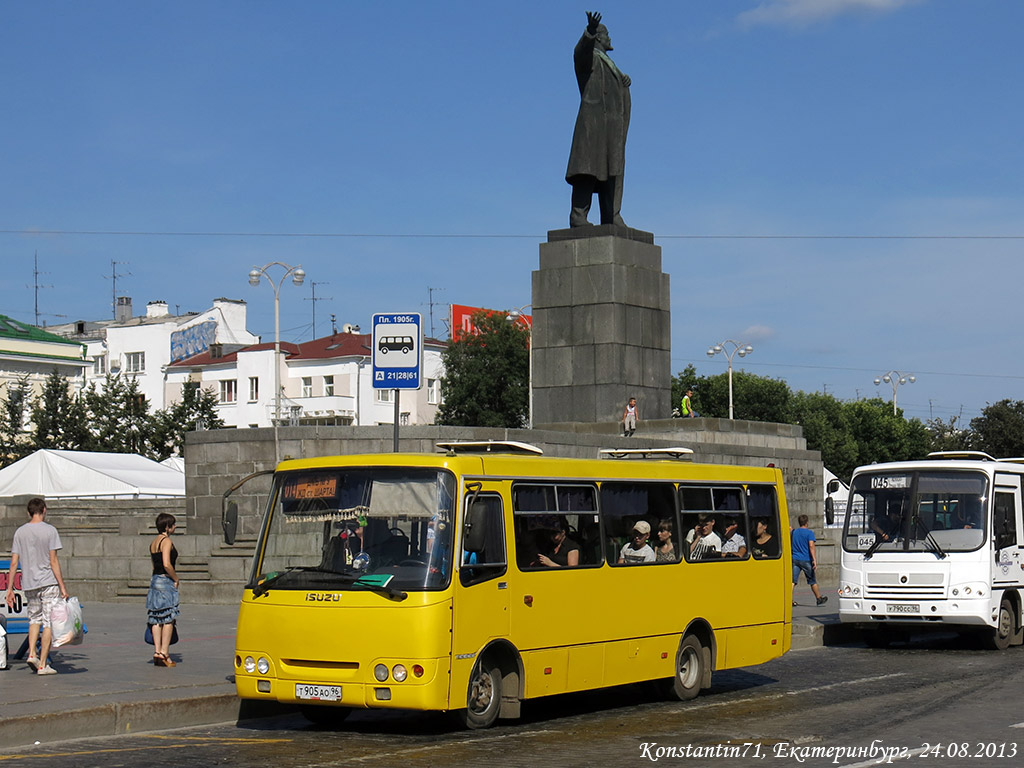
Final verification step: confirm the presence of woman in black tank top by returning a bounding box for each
[146,512,180,666]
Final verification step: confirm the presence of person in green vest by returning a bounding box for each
[681,389,699,418]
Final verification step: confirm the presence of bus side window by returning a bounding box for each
[747,485,782,559]
[600,482,677,566]
[461,494,506,587]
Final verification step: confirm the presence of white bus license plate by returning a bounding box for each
[887,604,920,614]
[296,684,342,701]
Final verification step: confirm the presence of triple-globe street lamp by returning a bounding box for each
[707,340,753,420]
[248,262,306,424]
[874,370,916,416]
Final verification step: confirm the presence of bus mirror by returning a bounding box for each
[825,497,835,526]
[827,480,840,494]
[223,500,238,545]
[464,501,488,553]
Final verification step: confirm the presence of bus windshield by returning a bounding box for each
[842,470,988,554]
[251,467,456,593]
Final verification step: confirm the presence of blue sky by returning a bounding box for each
[2,0,1021,425]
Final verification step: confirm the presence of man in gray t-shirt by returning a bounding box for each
[5,497,68,675]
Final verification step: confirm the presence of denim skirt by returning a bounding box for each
[146,574,180,625]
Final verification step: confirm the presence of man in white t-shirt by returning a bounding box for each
[618,520,655,564]
[5,497,68,675]
[686,515,723,560]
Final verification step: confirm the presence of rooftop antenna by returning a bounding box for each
[107,260,132,319]
[426,286,445,338]
[305,281,332,339]
[330,313,337,335]
[27,253,66,326]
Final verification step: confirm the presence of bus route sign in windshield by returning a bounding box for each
[283,476,338,500]
[870,475,910,490]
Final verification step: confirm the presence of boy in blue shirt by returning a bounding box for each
[791,515,827,606]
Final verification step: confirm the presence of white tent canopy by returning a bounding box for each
[0,450,185,499]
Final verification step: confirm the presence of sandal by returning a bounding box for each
[156,653,176,668]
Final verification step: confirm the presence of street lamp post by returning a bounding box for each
[874,370,915,416]
[248,262,306,424]
[706,340,753,420]
[506,305,532,428]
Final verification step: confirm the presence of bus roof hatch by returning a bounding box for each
[600,447,693,461]
[436,440,544,456]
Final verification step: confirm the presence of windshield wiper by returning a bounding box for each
[863,536,885,560]
[913,515,947,559]
[253,566,339,597]
[252,567,407,601]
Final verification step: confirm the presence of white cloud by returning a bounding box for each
[738,0,923,29]
[741,325,776,342]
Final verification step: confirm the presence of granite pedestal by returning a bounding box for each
[532,225,671,426]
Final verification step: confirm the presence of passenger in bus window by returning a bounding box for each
[686,515,722,560]
[870,502,902,542]
[537,517,581,568]
[654,519,676,563]
[952,503,978,529]
[750,518,774,558]
[618,520,655,564]
[720,516,748,558]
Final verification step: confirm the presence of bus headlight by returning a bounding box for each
[392,664,408,682]
[374,664,389,682]
[244,656,256,673]
[257,657,270,675]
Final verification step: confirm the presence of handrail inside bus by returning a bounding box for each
[599,447,694,461]
[436,440,544,456]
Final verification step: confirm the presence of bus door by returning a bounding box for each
[992,474,1023,589]
[452,487,511,658]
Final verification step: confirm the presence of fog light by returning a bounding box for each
[392,664,408,682]
[257,657,270,675]
[257,680,271,693]
[244,656,256,673]
[375,687,392,700]
[374,664,389,682]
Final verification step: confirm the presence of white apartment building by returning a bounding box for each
[165,329,446,428]
[49,297,259,410]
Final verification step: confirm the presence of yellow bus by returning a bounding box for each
[225,442,792,727]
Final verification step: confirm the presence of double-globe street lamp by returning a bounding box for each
[707,340,753,420]
[874,370,915,416]
[248,262,306,424]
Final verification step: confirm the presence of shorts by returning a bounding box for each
[25,585,61,629]
[793,559,817,586]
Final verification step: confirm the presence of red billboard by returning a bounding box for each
[449,304,531,339]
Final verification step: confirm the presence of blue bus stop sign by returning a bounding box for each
[372,313,422,390]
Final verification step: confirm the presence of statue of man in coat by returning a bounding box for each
[566,11,631,228]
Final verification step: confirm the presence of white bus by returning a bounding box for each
[838,451,1024,649]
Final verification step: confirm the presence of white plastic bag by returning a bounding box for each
[50,597,84,648]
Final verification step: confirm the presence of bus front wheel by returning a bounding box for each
[986,597,1014,651]
[669,634,705,701]
[458,657,502,729]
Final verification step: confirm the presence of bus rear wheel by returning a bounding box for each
[986,597,1014,651]
[458,657,502,729]
[669,634,705,701]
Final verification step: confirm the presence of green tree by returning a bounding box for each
[843,398,930,471]
[84,373,154,455]
[0,376,31,466]
[435,310,530,428]
[790,391,860,481]
[151,382,225,460]
[925,414,971,453]
[969,400,1024,458]
[673,368,791,422]
[31,369,92,451]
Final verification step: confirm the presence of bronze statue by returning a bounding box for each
[566,11,631,228]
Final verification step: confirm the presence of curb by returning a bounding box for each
[0,693,241,751]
